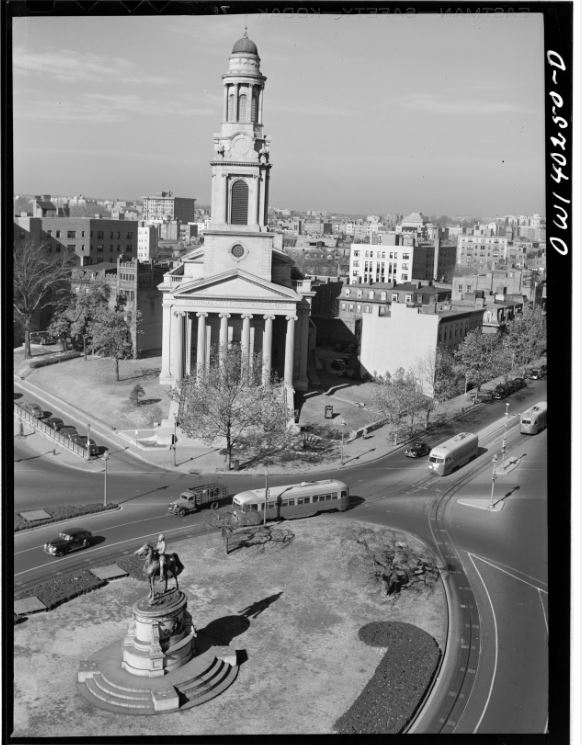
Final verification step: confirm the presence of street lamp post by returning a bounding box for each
[340,419,346,466]
[103,449,110,506]
[264,470,269,526]
[172,418,180,467]
[489,453,498,510]
[501,402,509,464]
[87,422,92,460]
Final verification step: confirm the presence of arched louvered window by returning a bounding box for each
[227,91,236,122]
[230,180,249,225]
[238,92,249,122]
[251,89,259,122]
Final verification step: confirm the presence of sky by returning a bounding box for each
[12,11,546,217]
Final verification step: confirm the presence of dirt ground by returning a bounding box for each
[12,516,445,737]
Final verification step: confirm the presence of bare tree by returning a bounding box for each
[13,239,75,359]
[173,347,286,470]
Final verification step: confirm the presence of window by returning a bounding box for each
[405,294,412,303]
[345,289,351,296]
[67,230,76,239]
[392,293,398,301]
[357,290,362,298]
[97,231,104,239]
[349,304,354,311]
[356,304,361,313]
[341,303,346,311]
[230,180,249,225]
[238,92,249,121]
[67,244,75,251]
[402,274,408,281]
[365,304,371,313]
[56,230,61,238]
[81,231,85,237]
[380,292,387,301]
[126,232,133,239]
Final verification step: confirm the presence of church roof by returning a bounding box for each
[232,33,258,55]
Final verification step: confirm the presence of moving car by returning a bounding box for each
[404,440,430,458]
[43,528,93,556]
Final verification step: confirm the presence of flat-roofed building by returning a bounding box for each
[142,192,196,222]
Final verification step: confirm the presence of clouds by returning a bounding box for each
[399,93,536,117]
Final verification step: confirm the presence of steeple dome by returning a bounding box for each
[232,30,258,55]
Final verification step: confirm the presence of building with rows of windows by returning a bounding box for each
[14,214,137,265]
[456,235,509,267]
[141,192,196,223]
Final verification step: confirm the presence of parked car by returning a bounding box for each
[404,440,430,458]
[22,402,44,418]
[511,377,527,390]
[43,528,93,557]
[47,417,65,431]
[59,426,78,441]
[492,384,509,400]
[29,331,53,345]
[71,435,98,455]
[330,358,347,371]
[526,368,543,380]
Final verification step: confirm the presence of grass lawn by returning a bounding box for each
[22,353,171,430]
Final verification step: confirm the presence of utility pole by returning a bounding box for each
[264,470,269,525]
[489,454,498,510]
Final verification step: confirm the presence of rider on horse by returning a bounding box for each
[156,533,167,581]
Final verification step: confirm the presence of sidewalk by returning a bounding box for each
[13,352,545,477]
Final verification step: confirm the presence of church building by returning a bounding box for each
[158,33,314,408]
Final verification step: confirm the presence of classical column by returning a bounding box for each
[219,313,230,368]
[284,315,297,386]
[241,314,253,380]
[296,307,310,392]
[185,313,193,376]
[159,303,172,382]
[171,311,185,382]
[262,315,275,385]
[196,312,208,378]
[206,320,212,370]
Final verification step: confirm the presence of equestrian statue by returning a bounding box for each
[135,533,185,602]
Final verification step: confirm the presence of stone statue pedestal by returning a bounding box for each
[122,590,196,678]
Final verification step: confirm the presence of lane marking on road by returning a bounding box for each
[14,521,205,573]
[466,552,499,734]
[538,589,549,636]
[469,553,547,593]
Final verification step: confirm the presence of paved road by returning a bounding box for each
[13,379,548,733]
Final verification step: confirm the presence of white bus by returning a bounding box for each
[428,432,479,476]
[520,401,547,435]
[231,479,349,522]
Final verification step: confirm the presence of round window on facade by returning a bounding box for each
[231,244,245,258]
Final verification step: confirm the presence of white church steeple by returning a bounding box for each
[209,32,271,231]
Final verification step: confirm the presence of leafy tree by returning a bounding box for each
[454,330,502,395]
[372,367,424,433]
[502,307,547,376]
[90,307,134,381]
[48,282,110,351]
[13,239,75,359]
[129,383,146,406]
[173,347,286,470]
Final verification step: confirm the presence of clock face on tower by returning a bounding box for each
[231,243,245,258]
[231,136,251,157]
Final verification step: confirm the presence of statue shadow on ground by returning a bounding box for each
[196,615,251,655]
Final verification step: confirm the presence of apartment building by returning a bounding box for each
[14,215,138,265]
[456,235,508,266]
[142,191,196,222]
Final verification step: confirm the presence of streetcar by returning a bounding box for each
[520,401,547,435]
[427,432,479,476]
[231,479,349,522]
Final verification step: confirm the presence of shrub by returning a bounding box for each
[27,351,81,368]
[334,622,441,734]
[15,503,118,531]
[14,570,107,611]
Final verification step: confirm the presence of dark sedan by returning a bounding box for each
[404,440,430,458]
[43,528,93,557]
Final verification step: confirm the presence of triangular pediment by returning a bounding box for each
[174,268,300,301]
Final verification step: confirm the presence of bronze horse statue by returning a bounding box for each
[135,543,185,601]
